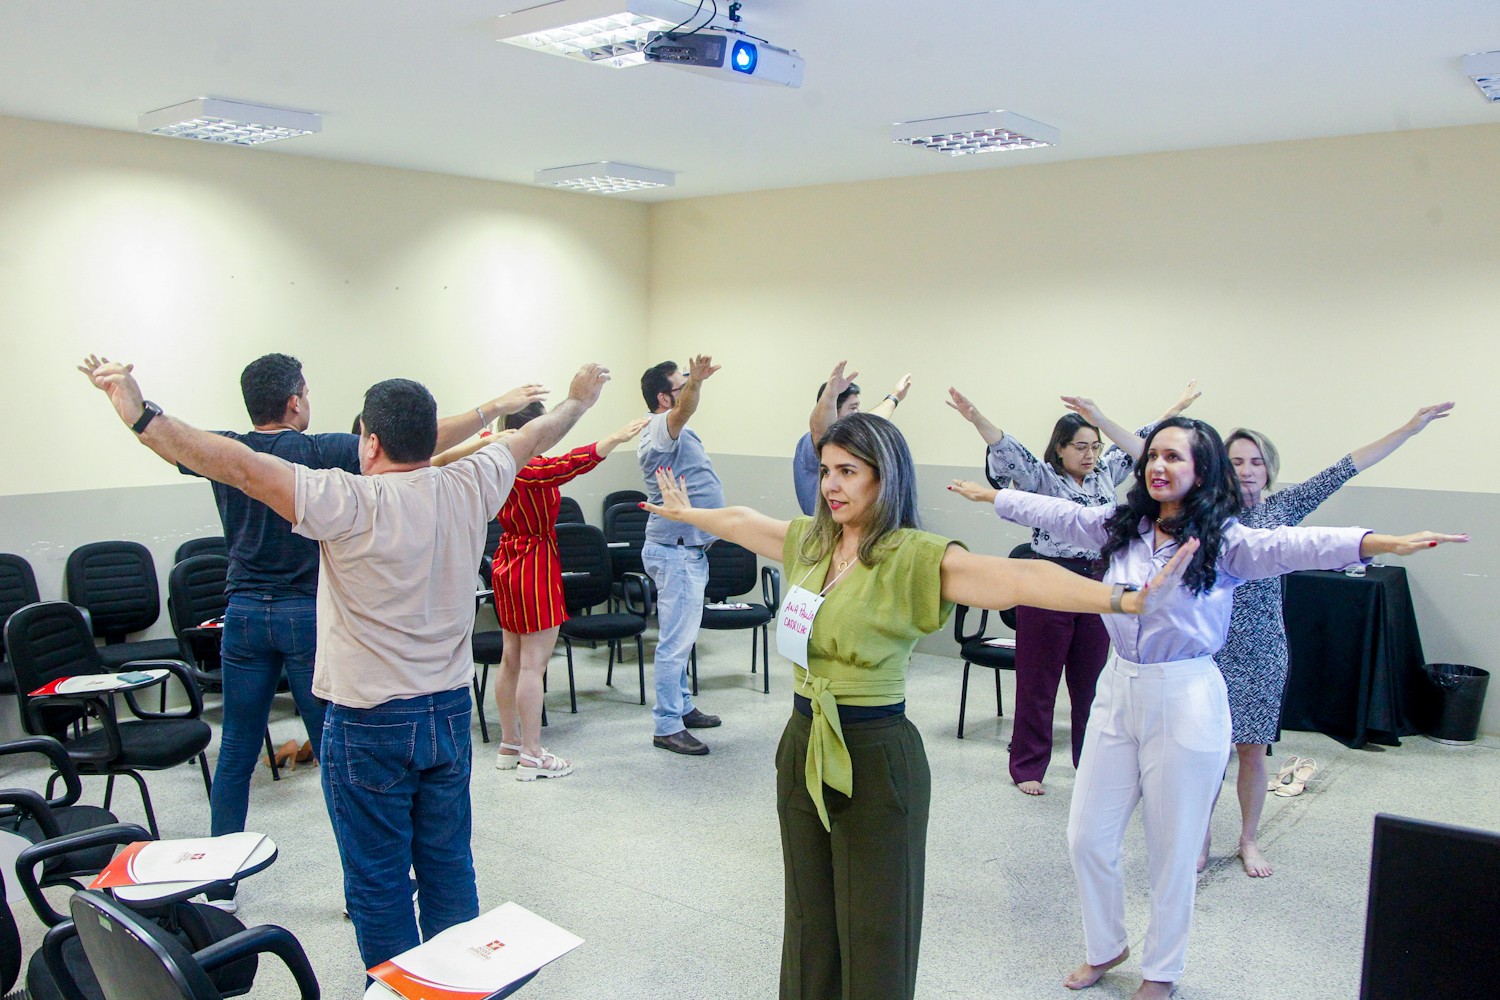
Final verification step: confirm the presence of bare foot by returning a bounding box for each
[1197,827,1210,873]
[1064,948,1128,990]
[1130,980,1174,999]
[1016,780,1045,796]
[1238,839,1273,877]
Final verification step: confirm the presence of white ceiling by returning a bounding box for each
[1,0,1497,201]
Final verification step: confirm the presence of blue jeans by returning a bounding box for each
[211,595,326,837]
[642,542,708,737]
[321,688,479,971]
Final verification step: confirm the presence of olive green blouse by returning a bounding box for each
[781,516,963,829]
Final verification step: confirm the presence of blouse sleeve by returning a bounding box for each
[1099,423,1155,488]
[1217,520,1370,581]
[992,490,1113,550]
[516,444,603,487]
[1260,455,1358,527]
[889,531,965,636]
[781,516,813,573]
[985,436,1044,493]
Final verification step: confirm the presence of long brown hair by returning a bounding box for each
[797,414,921,569]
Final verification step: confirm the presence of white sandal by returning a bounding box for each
[516,749,572,781]
[495,742,523,770]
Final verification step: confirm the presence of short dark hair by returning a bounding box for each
[351,413,362,434]
[241,354,305,426]
[641,361,678,410]
[360,379,437,464]
[503,401,546,430]
[816,380,861,410]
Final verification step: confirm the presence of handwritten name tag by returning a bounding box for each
[775,584,826,670]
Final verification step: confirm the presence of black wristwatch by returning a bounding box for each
[131,401,162,435]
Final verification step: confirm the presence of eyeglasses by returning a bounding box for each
[1065,442,1104,454]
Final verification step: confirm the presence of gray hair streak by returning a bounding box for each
[798,413,921,568]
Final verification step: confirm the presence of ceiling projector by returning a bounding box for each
[643,29,804,87]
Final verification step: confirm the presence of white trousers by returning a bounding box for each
[1067,653,1231,983]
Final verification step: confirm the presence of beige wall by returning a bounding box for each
[0,114,652,497]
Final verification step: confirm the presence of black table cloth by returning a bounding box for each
[1280,566,1427,749]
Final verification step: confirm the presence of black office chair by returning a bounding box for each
[65,542,182,670]
[4,602,213,839]
[173,538,227,564]
[555,496,585,525]
[556,524,649,711]
[692,543,780,696]
[70,888,320,1000]
[0,737,121,886]
[167,557,285,781]
[601,490,646,520]
[0,865,93,1000]
[954,543,1031,739]
[602,503,656,613]
[0,553,41,697]
[471,629,503,744]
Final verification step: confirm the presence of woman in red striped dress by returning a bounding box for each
[486,406,647,778]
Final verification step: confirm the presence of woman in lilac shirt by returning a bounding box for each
[950,417,1464,1000]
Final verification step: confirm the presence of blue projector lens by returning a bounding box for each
[731,40,758,74]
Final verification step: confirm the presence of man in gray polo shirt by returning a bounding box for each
[638,356,725,755]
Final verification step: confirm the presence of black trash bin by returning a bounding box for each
[1421,663,1490,744]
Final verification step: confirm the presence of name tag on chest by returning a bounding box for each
[776,583,827,670]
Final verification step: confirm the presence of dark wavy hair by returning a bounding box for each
[1043,413,1101,474]
[1099,417,1240,596]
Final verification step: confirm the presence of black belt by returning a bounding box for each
[793,694,905,723]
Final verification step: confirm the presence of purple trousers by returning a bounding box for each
[1009,604,1111,785]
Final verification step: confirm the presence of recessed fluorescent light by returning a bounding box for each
[495,0,723,68]
[535,162,675,194]
[139,98,321,145]
[1462,51,1500,102]
[892,110,1059,156]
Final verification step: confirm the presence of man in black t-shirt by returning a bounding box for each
[175,353,544,908]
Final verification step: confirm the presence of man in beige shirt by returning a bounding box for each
[80,354,611,973]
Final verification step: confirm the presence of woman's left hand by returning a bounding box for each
[643,467,694,521]
[1403,402,1454,435]
[1367,530,1468,556]
[1128,537,1201,615]
[948,480,998,503]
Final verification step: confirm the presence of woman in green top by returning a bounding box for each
[645,413,1194,1000]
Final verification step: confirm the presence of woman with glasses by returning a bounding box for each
[946,383,1199,795]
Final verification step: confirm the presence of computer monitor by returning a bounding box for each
[1361,813,1500,1000]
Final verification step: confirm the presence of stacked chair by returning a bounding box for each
[600,490,646,519]
[601,503,655,613]
[953,543,1032,739]
[555,497,585,525]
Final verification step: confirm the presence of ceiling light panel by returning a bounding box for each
[1462,51,1500,102]
[892,110,1059,156]
[496,0,720,68]
[535,161,675,193]
[139,98,321,145]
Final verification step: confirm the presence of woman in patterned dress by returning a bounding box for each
[1197,402,1453,876]
[946,382,1200,795]
[438,406,648,779]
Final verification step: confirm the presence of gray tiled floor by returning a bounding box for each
[5,634,1498,999]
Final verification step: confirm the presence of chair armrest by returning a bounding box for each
[41,920,88,1000]
[761,566,781,612]
[26,695,123,765]
[953,604,990,645]
[17,822,153,926]
[120,660,204,720]
[621,572,654,617]
[0,788,62,840]
[0,735,82,809]
[195,924,321,1000]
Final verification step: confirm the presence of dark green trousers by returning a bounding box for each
[776,710,931,1000]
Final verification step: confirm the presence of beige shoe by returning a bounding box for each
[1267,756,1302,792]
[1274,758,1318,797]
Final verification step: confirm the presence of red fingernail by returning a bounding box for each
[638,502,645,508]
[1429,541,1437,547]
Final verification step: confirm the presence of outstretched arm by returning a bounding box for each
[1350,403,1453,472]
[666,354,721,440]
[78,356,296,521]
[946,387,1004,446]
[432,383,549,455]
[1061,380,1198,461]
[810,361,857,441]
[642,468,790,560]
[506,365,610,466]
[868,374,911,421]
[432,430,517,468]
[939,540,1198,615]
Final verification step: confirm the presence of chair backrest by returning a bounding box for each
[1360,813,1500,999]
[555,524,613,611]
[485,517,504,563]
[556,496,585,525]
[167,556,229,644]
[602,490,646,519]
[705,542,758,603]
[999,543,1035,632]
[602,503,649,579]
[71,890,219,1000]
[173,538,226,564]
[65,542,162,644]
[3,602,104,737]
[0,554,40,658]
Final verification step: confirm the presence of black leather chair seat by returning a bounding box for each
[12,805,119,877]
[0,660,15,695]
[66,720,212,771]
[559,614,646,642]
[700,605,773,630]
[97,639,183,670]
[25,933,95,1000]
[958,639,1016,670]
[471,631,505,661]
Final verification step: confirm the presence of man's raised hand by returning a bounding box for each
[78,355,147,427]
[566,363,611,407]
[687,354,722,384]
[826,360,858,398]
